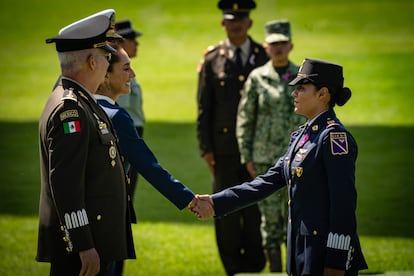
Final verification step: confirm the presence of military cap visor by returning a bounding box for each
[46,36,117,53]
[222,11,250,20]
[265,33,290,44]
[46,9,121,53]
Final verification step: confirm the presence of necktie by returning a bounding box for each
[235,47,243,69]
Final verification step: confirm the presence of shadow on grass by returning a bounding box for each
[0,121,413,238]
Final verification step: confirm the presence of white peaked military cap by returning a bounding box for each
[46,9,123,53]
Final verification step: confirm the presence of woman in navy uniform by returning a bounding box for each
[37,10,136,275]
[194,58,368,275]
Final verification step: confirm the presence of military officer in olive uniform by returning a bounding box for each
[37,10,136,275]
[196,0,268,274]
[195,58,368,275]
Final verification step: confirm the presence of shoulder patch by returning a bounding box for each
[59,109,79,121]
[330,132,349,155]
[63,120,81,134]
[62,88,77,102]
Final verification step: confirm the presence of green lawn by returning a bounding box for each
[0,0,413,275]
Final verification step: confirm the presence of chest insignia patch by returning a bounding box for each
[330,132,349,155]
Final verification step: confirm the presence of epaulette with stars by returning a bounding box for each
[61,88,77,102]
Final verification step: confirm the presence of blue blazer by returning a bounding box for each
[212,109,368,275]
[96,96,194,210]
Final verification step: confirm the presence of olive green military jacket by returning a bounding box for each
[197,37,268,157]
[237,60,304,165]
[37,78,135,263]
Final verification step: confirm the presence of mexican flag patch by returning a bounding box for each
[63,120,81,134]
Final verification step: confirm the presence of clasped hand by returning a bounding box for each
[188,194,215,220]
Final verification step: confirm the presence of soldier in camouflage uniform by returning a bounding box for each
[236,20,304,272]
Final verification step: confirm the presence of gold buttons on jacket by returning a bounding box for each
[220,81,225,86]
[238,75,245,82]
[312,230,318,236]
[97,215,102,221]
[223,128,228,133]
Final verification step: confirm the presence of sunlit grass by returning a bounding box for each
[0,0,413,274]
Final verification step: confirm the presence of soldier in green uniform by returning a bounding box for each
[37,10,136,275]
[196,0,268,275]
[236,20,304,272]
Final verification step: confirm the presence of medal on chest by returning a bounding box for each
[109,140,117,167]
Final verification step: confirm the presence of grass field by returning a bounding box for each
[0,0,413,275]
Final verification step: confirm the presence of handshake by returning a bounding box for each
[188,195,215,220]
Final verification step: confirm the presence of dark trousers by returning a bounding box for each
[109,261,124,276]
[213,154,266,275]
[50,255,111,276]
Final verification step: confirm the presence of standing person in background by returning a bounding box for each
[236,20,304,272]
[37,9,136,275]
[196,0,268,274]
[114,19,145,203]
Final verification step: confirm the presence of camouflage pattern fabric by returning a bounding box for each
[237,60,305,249]
[255,164,288,248]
